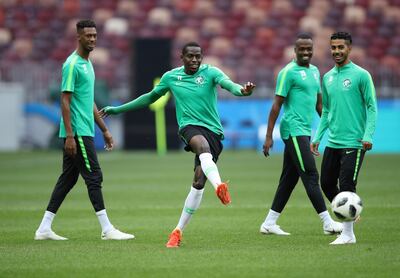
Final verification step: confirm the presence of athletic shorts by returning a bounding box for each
[178,125,223,167]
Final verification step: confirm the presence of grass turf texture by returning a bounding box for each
[0,151,399,278]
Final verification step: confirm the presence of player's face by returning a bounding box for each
[330,39,351,66]
[294,38,313,66]
[181,46,203,75]
[78,27,97,52]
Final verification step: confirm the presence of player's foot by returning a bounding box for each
[330,233,356,245]
[166,229,182,248]
[216,182,231,205]
[34,229,68,240]
[101,228,135,240]
[260,224,290,235]
[323,221,343,235]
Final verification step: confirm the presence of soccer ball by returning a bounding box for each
[331,191,363,221]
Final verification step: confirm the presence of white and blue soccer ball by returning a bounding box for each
[331,191,363,221]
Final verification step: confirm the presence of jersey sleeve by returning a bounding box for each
[275,66,292,97]
[151,72,171,96]
[210,66,243,96]
[360,71,378,143]
[312,77,330,143]
[61,58,78,93]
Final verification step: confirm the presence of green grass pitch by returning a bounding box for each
[0,150,399,277]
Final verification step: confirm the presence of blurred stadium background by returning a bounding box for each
[0,0,399,152]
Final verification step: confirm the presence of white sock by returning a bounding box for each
[37,211,55,232]
[199,152,222,190]
[263,209,280,227]
[176,186,204,231]
[96,209,114,233]
[319,210,334,226]
[342,221,355,237]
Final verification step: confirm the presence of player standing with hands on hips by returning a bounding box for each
[260,33,342,236]
[311,32,378,245]
[100,42,255,248]
[34,20,134,241]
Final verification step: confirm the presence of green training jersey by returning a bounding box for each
[59,51,95,138]
[313,61,377,148]
[275,60,321,140]
[151,64,243,136]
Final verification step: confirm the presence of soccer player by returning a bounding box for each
[260,33,342,236]
[99,42,255,248]
[34,20,134,241]
[311,32,377,245]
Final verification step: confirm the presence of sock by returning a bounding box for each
[263,209,280,227]
[342,221,355,237]
[37,211,55,232]
[176,186,204,231]
[199,152,222,190]
[319,210,334,226]
[96,209,114,233]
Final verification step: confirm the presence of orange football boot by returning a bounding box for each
[216,182,231,205]
[166,229,182,248]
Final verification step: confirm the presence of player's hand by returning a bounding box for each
[361,141,372,151]
[99,106,115,119]
[103,130,114,151]
[263,136,273,157]
[310,142,320,156]
[241,82,256,96]
[64,136,77,157]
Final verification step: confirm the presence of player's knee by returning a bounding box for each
[85,169,103,187]
[192,180,205,190]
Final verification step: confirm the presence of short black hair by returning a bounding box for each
[76,19,96,32]
[331,32,352,45]
[297,32,313,40]
[182,42,201,55]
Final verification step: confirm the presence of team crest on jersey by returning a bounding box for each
[195,75,205,85]
[313,72,319,82]
[343,79,352,88]
[299,70,307,80]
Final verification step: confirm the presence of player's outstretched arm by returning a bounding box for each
[218,79,255,96]
[99,91,162,118]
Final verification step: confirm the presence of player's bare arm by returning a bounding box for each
[61,92,76,157]
[94,103,114,151]
[263,95,284,157]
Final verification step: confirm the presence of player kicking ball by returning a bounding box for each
[100,42,255,247]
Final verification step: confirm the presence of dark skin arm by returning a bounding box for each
[263,95,285,157]
[61,92,76,157]
[316,93,322,117]
[94,103,114,151]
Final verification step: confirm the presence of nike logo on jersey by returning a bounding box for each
[345,150,355,154]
